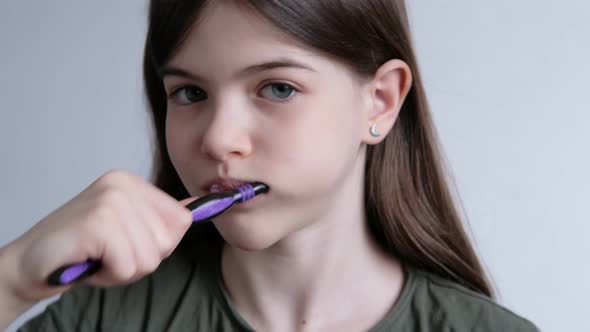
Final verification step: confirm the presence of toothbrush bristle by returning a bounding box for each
[235,182,269,203]
[238,183,255,202]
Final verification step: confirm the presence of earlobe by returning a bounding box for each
[362,59,412,144]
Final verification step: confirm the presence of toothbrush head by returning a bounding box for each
[235,182,269,203]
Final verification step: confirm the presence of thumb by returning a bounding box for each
[179,196,200,207]
[174,196,200,225]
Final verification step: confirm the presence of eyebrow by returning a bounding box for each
[157,58,316,81]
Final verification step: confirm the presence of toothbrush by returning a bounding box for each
[47,182,269,286]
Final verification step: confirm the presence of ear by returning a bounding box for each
[361,59,413,145]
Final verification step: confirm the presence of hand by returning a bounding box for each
[0,169,195,309]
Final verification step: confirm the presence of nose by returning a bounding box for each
[199,101,253,162]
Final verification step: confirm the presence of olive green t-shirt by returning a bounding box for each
[19,224,539,332]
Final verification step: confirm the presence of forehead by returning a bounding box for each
[166,1,325,75]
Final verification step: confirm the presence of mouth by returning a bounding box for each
[200,177,262,194]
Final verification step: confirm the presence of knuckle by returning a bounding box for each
[98,186,128,208]
[158,236,176,258]
[148,255,162,272]
[98,169,130,187]
[89,203,114,223]
[164,243,179,259]
[139,254,161,274]
[84,189,128,234]
[114,263,136,281]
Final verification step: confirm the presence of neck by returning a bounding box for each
[221,174,405,331]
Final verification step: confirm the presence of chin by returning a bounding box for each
[213,216,284,251]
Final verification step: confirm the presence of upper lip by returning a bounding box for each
[200,177,254,192]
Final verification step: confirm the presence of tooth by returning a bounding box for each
[210,184,222,193]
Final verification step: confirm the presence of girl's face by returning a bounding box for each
[163,1,373,250]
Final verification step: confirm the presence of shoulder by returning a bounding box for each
[409,267,539,332]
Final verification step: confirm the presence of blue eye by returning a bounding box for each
[170,86,207,105]
[259,83,297,101]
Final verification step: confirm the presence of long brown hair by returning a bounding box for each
[143,0,493,297]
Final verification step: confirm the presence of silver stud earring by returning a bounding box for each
[369,123,380,137]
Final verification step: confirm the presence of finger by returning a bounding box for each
[120,197,162,279]
[180,196,199,206]
[86,193,143,286]
[86,221,136,287]
[131,196,179,259]
[123,173,195,226]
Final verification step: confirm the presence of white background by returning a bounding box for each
[1,1,588,331]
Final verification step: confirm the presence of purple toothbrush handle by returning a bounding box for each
[47,259,101,286]
[191,196,236,222]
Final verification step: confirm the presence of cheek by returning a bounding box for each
[165,112,196,181]
[266,96,362,196]
[165,114,182,162]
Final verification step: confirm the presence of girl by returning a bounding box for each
[1,0,538,331]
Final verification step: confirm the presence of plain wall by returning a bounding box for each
[1,1,588,331]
